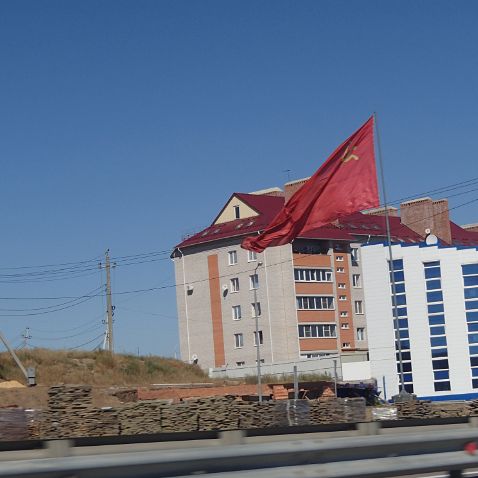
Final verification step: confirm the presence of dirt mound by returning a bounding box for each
[0,380,25,389]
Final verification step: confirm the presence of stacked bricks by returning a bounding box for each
[468,400,478,416]
[395,400,439,419]
[309,398,366,424]
[192,396,239,431]
[0,408,28,440]
[41,385,119,438]
[118,400,168,435]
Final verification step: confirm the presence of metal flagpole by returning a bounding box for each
[373,112,408,399]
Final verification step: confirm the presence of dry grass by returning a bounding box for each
[0,348,208,386]
[244,372,332,385]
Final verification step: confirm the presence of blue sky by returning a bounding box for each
[1,0,477,356]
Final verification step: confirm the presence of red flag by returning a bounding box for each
[242,116,379,252]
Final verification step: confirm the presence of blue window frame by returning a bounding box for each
[472,379,478,389]
[469,333,478,344]
[397,362,412,373]
[429,315,445,325]
[463,264,478,275]
[431,336,447,347]
[404,384,414,393]
[467,311,478,322]
[465,301,478,311]
[390,271,405,282]
[434,370,449,380]
[431,348,448,358]
[428,303,444,314]
[434,381,451,391]
[468,323,478,333]
[424,261,440,268]
[426,279,442,290]
[465,288,478,300]
[430,326,446,336]
[396,340,410,350]
[403,373,413,382]
[393,295,407,306]
[427,291,443,303]
[394,283,406,294]
[472,368,478,377]
[398,318,408,328]
[465,276,478,287]
[389,259,403,270]
[397,351,411,360]
[471,357,478,367]
[398,329,409,339]
[396,307,408,317]
[432,359,449,370]
[425,267,441,279]
[470,346,478,356]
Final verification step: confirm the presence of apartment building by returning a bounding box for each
[171,182,464,371]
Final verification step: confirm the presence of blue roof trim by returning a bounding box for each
[362,242,478,252]
[417,392,478,401]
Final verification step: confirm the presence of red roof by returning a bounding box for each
[175,194,477,250]
[176,193,284,249]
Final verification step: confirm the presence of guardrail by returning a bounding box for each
[2,427,478,477]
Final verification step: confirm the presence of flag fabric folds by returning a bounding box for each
[242,116,379,252]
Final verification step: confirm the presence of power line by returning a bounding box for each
[67,332,106,351]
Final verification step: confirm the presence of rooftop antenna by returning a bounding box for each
[283,169,292,182]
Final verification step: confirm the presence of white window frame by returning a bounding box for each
[351,247,359,263]
[234,333,243,348]
[338,283,346,289]
[342,342,351,349]
[352,274,361,288]
[354,300,364,314]
[340,311,348,317]
[232,305,242,320]
[339,295,347,301]
[337,267,345,273]
[228,250,238,265]
[298,324,337,338]
[230,277,240,292]
[336,256,344,262]
[296,296,335,310]
[233,205,240,219]
[236,361,245,366]
[341,323,350,329]
[357,327,366,341]
[247,250,257,262]
[253,330,263,346]
[249,273,259,290]
[251,302,262,317]
[294,268,332,283]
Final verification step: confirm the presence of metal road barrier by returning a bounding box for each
[2,428,478,478]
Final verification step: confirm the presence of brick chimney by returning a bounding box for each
[284,177,310,203]
[400,197,452,244]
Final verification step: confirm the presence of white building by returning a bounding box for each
[362,241,478,400]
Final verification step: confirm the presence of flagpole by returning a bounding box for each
[373,112,408,398]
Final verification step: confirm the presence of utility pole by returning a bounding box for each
[99,250,115,353]
[21,327,31,349]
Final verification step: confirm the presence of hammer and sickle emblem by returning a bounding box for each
[342,145,359,163]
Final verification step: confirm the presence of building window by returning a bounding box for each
[336,255,344,262]
[298,324,337,338]
[340,311,348,317]
[339,295,347,301]
[342,342,351,349]
[341,323,349,329]
[247,250,257,262]
[232,305,242,320]
[249,274,259,290]
[253,330,263,346]
[337,267,345,273]
[294,268,332,282]
[338,283,346,289]
[463,263,478,388]
[251,302,261,317]
[236,361,245,366]
[228,250,238,265]
[233,205,240,219]
[357,327,366,341]
[354,300,364,314]
[352,274,361,288]
[234,333,243,348]
[230,278,239,292]
[296,296,335,310]
[351,248,359,265]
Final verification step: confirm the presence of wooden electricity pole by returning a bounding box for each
[105,250,114,353]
